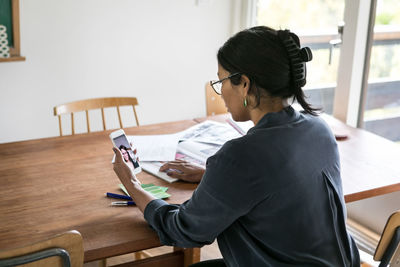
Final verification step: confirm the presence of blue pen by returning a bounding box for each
[106,192,132,200]
[111,201,136,206]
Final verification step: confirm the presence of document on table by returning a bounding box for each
[127,132,183,161]
[176,140,221,166]
[180,120,241,145]
[127,121,239,161]
[126,120,242,183]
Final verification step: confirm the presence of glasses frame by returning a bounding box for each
[210,73,241,95]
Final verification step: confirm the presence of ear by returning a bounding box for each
[240,74,251,96]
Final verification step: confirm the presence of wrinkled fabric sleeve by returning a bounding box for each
[143,143,259,248]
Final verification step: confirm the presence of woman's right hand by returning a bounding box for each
[159,160,205,183]
[112,147,141,185]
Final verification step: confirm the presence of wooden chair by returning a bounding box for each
[54,97,139,136]
[205,82,227,116]
[349,210,400,267]
[373,210,400,266]
[0,230,83,267]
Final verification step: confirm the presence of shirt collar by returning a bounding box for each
[248,106,301,134]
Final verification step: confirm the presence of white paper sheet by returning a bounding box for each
[127,133,182,161]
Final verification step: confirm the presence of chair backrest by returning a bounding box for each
[374,210,400,266]
[53,97,139,136]
[0,230,83,267]
[205,82,227,116]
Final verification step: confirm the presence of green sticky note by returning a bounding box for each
[118,183,170,199]
[152,191,171,199]
[158,186,169,192]
[140,183,154,189]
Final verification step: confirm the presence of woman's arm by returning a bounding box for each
[144,150,254,248]
[114,142,256,248]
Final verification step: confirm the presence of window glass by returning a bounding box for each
[363,0,400,143]
[256,0,345,114]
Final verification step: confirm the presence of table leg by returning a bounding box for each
[174,247,200,267]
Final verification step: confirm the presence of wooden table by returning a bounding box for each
[2,115,400,265]
[0,120,200,266]
[195,113,400,203]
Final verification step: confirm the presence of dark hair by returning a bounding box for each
[119,145,133,160]
[119,145,128,151]
[217,26,320,115]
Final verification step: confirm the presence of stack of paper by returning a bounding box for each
[180,120,242,145]
[176,140,221,166]
[128,120,248,183]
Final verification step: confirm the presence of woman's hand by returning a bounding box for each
[112,147,154,214]
[159,160,205,183]
[112,147,141,185]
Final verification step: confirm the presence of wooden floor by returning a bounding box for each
[84,241,222,266]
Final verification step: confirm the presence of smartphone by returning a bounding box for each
[109,129,141,174]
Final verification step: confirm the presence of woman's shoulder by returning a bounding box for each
[221,134,249,152]
[303,113,337,140]
[209,134,255,165]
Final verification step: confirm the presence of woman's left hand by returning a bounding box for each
[159,160,205,183]
[112,147,141,185]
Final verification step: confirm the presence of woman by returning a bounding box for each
[112,26,360,266]
[119,145,139,169]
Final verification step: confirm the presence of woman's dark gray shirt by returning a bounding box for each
[144,106,360,266]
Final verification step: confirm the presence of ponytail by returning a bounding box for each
[277,30,320,115]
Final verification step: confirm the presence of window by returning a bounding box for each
[255,0,345,114]
[363,0,400,143]
[253,0,400,143]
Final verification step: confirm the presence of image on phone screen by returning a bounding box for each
[112,135,140,172]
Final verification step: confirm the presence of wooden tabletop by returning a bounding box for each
[321,114,400,202]
[1,115,400,263]
[194,113,400,203]
[0,120,198,262]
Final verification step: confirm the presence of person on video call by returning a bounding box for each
[119,145,139,169]
[112,26,360,266]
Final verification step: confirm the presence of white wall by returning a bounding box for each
[0,0,233,143]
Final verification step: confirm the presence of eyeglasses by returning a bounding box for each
[210,73,241,95]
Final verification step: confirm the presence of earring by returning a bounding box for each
[243,98,247,107]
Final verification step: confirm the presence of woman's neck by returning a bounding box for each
[249,96,286,125]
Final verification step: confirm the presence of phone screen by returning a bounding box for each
[112,134,141,171]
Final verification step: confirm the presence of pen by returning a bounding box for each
[111,201,136,206]
[106,192,132,200]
